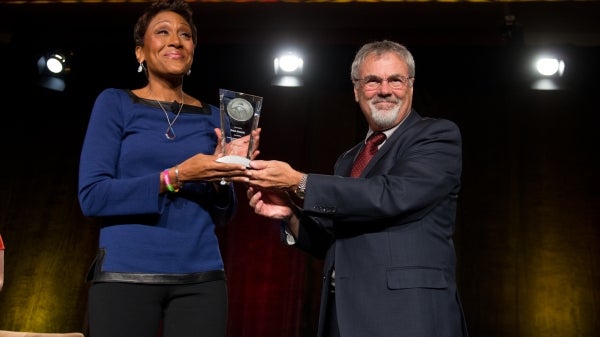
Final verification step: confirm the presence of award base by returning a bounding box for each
[216,155,251,167]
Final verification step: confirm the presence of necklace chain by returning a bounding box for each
[150,88,184,140]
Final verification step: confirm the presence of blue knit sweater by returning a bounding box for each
[78,88,235,277]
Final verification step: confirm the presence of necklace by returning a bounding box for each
[150,88,184,140]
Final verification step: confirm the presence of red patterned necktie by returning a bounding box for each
[350,132,387,177]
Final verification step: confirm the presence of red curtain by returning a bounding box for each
[217,190,323,337]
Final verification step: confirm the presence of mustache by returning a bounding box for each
[371,98,399,105]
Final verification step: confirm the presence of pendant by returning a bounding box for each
[165,127,176,140]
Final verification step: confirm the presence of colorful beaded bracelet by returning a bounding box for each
[163,169,179,193]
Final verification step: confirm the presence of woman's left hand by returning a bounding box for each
[214,128,261,159]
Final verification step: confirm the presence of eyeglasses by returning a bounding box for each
[353,75,414,90]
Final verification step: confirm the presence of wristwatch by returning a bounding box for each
[294,174,308,199]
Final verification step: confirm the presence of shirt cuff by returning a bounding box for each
[280,222,296,245]
[284,228,296,245]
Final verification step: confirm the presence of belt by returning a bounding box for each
[91,269,226,285]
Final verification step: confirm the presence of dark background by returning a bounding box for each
[0,1,599,336]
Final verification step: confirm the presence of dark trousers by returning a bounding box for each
[88,280,227,337]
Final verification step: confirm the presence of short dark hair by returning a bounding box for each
[133,0,198,47]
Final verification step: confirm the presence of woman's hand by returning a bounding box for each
[214,128,261,159]
[177,153,251,184]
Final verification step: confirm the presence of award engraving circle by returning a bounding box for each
[226,98,254,122]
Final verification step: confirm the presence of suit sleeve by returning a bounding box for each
[296,118,461,252]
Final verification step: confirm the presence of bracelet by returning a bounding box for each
[174,165,181,187]
[163,169,179,193]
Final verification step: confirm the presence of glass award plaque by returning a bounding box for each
[217,88,263,167]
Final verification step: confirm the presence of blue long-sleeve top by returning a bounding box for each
[78,88,236,278]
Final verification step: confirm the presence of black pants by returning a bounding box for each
[88,280,227,337]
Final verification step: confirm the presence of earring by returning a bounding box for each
[137,62,144,73]
[187,69,191,76]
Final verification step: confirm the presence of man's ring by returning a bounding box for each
[220,178,227,186]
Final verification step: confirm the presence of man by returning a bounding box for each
[246,40,468,337]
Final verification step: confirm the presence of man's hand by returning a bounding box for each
[248,160,304,191]
[247,186,294,221]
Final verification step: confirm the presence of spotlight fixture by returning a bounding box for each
[274,53,303,75]
[36,50,73,92]
[535,57,564,77]
[272,50,304,87]
[530,52,566,91]
[46,53,68,74]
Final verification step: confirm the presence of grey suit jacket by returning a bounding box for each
[293,110,468,337]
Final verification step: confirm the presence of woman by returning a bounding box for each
[78,1,259,336]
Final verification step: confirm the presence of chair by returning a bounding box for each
[0,331,84,337]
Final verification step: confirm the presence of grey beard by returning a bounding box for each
[368,100,402,129]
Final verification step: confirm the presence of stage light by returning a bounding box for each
[535,57,564,77]
[46,53,67,74]
[273,50,303,87]
[275,53,303,74]
[530,52,566,91]
[36,51,73,92]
